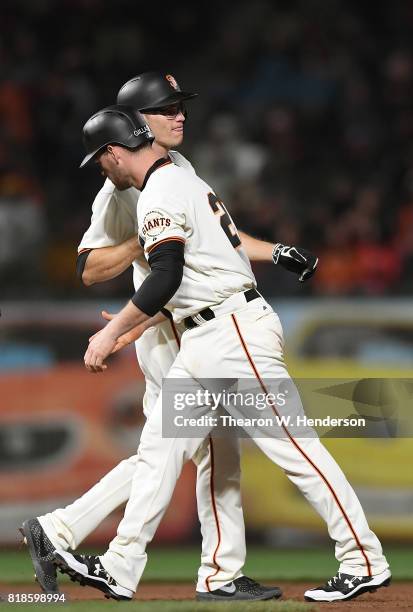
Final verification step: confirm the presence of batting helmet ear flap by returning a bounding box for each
[80,105,154,168]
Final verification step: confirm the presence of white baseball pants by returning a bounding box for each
[98,299,388,592]
[39,319,246,592]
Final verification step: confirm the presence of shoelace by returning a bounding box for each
[235,576,263,594]
[327,573,342,587]
[327,573,361,589]
[85,557,117,586]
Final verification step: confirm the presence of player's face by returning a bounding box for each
[143,103,186,149]
[95,147,132,190]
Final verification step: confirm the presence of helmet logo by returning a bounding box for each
[165,74,178,90]
[134,125,151,137]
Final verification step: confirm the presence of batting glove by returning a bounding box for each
[272,243,318,282]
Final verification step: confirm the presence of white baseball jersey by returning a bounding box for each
[77,151,194,410]
[138,160,256,323]
[78,150,196,290]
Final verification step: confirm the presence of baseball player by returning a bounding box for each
[54,107,390,603]
[21,73,315,601]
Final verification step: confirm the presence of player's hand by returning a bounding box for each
[272,243,318,282]
[84,328,117,373]
[88,312,115,344]
[89,311,133,353]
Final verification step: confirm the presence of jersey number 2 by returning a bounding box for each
[208,193,241,249]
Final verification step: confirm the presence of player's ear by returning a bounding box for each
[106,145,119,164]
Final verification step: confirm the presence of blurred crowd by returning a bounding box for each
[1,0,413,298]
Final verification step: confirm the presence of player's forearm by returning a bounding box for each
[239,231,274,262]
[104,300,150,340]
[144,310,168,328]
[133,310,168,337]
[81,237,141,286]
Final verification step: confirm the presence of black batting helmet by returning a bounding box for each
[80,105,154,168]
[117,71,197,111]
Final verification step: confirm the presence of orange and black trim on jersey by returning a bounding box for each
[230,313,373,578]
[140,158,173,191]
[145,236,185,254]
[156,158,173,170]
[205,436,223,592]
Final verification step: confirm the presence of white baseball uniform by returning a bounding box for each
[38,151,247,592]
[98,160,388,592]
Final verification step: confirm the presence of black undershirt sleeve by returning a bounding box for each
[76,250,92,282]
[131,240,185,316]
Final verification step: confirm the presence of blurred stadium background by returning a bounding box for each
[1,0,412,563]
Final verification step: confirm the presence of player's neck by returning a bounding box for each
[151,141,170,159]
[130,148,165,191]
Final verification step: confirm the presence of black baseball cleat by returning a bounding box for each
[20,518,60,594]
[196,575,282,601]
[304,568,391,602]
[53,550,133,601]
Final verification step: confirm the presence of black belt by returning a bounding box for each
[184,288,260,329]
